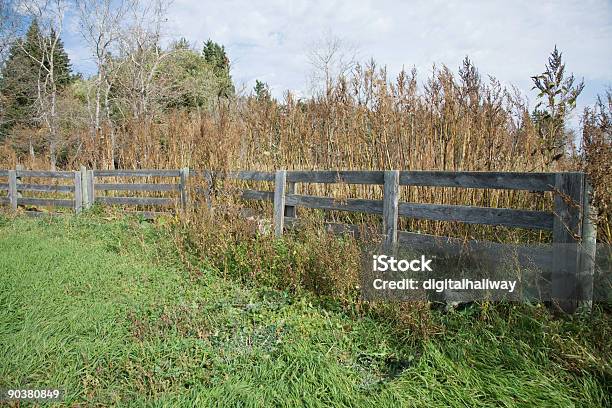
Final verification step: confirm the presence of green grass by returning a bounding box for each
[0,215,609,407]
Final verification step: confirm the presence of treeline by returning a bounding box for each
[0,0,609,242]
[0,0,234,168]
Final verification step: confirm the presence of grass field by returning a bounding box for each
[0,215,609,407]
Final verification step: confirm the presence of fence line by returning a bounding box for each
[0,167,598,313]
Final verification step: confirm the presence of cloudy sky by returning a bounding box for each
[63,0,611,124]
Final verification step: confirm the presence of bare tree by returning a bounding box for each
[75,0,130,145]
[307,31,358,97]
[17,0,68,170]
[115,0,172,120]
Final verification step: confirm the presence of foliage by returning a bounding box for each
[157,45,223,110]
[202,39,234,98]
[531,46,585,162]
[253,79,271,102]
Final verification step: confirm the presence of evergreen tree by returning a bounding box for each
[202,40,234,98]
[48,28,73,86]
[253,79,271,102]
[0,20,73,139]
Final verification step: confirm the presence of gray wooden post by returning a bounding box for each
[8,170,17,211]
[15,164,23,200]
[578,179,596,311]
[551,172,584,313]
[87,170,95,205]
[74,171,83,214]
[273,170,287,237]
[383,170,400,249]
[179,167,189,209]
[284,181,296,218]
[80,166,90,209]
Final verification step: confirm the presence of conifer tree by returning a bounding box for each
[202,40,234,98]
[0,20,73,139]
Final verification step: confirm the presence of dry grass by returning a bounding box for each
[1,63,609,242]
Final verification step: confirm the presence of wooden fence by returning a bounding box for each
[0,167,599,313]
[228,169,598,313]
[0,169,82,214]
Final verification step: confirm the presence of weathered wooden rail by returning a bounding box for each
[0,167,599,313]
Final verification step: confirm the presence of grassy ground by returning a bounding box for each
[0,215,609,407]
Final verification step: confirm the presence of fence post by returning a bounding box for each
[8,170,17,211]
[179,167,189,209]
[15,164,23,200]
[80,166,90,209]
[87,170,95,205]
[284,180,296,218]
[551,172,584,313]
[273,170,287,237]
[383,170,399,249]
[74,171,82,214]
[578,179,596,312]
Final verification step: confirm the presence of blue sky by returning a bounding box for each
[61,0,611,126]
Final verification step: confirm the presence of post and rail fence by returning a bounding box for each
[0,167,600,313]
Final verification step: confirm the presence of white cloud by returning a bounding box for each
[65,0,611,110]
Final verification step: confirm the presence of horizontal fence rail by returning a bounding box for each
[0,167,597,313]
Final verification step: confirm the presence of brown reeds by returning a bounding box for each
[2,62,608,243]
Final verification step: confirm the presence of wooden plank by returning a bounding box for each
[399,171,556,191]
[273,170,287,236]
[551,172,584,313]
[398,203,554,230]
[397,231,553,270]
[284,218,553,275]
[383,170,400,248]
[578,180,596,311]
[80,166,89,209]
[0,197,9,204]
[284,182,296,218]
[0,170,8,177]
[179,167,189,208]
[228,171,275,182]
[285,194,383,214]
[24,211,60,217]
[241,189,274,201]
[95,183,180,192]
[87,170,95,205]
[125,210,171,219]
[93,169,181,177]
[247,192,553,230]
[286,171,385,185]
[74,171,82,214]
[8,170,17,210]
[285,217,372,240]
[19,198,74,207]
[0,183,7,191]
[16,170,75,179]
[16,184,74,193]
[95,196,175,206]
